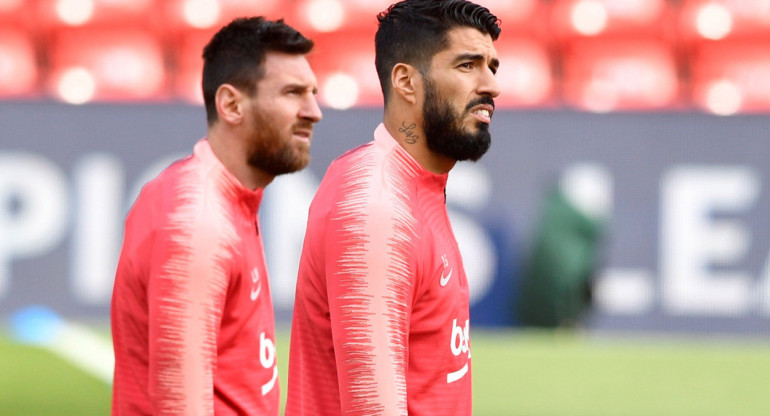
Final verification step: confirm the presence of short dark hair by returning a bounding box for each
[202,17,314,125]
[375,0,500,103]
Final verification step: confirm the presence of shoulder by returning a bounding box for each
[128,155,228,234]
[132,155,193,205]
[311,142,377,210]
[328,141,417,204]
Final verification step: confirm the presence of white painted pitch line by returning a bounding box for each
[44,321,114,385]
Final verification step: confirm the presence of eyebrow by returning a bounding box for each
[284,82,318,94]
[454,53,500,72]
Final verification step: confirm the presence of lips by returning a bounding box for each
[466,97,495,124]
[293,122,314,141]
[469,104,494,124]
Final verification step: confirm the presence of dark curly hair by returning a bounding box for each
[202,17,314,125]
[375,0,500,103]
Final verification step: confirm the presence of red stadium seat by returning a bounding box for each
[0,0,35,30]
[173,28,218,104]
[35,0,162,32]
[691,41,770,114]
[46,28,168,104]
[293,0,544,36]
[550,0,674,41]
[495,36,555,108]
[464,0,547,37]
[291,0,393,34]
[161,0,282,36]
[562,39,681,112]
[0,26,39,98]
[309,31,382,109]
[678,0,770,42]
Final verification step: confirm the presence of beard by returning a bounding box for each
[248,122,311,176]
[422,78,493,162]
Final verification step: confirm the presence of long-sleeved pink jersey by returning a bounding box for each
[287,124,473,416]
[111,139,279,415]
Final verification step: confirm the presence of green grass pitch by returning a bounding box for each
[2,326,769,415]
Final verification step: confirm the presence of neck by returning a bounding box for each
[207,130,274,190]
[383,111,456,174]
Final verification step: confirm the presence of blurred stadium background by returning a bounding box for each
[2,0,770,111]
[2,0,770,414]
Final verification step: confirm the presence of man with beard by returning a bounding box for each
[286,1,500,415]
[111,17,322,416]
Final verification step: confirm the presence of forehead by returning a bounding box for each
[433,26,498,63]
[259,51,317,87]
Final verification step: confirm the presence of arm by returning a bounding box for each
[147,221,229,416]
[326,197,417,416]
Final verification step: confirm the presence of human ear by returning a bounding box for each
[391,63,421,105]
[215,84,243,124]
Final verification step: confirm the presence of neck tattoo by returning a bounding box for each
[399,121,419,144]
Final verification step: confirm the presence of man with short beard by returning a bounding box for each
[286,1,500,415]
[111,17,322,416]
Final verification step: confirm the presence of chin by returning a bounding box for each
[292,154,310,172]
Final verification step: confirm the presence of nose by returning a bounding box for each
[479,66,501,99]
[300,94,323,123]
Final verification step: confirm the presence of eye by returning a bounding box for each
[458,62,474,71]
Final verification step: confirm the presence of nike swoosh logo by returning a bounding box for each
[440,268,453,287]
[250,283,262,301]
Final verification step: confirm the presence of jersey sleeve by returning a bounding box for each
[324,187,417,416]
[146,213,230,416]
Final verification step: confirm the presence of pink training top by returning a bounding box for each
[287,124,473,416]
[111,139,279,416]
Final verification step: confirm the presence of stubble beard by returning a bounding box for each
[248,126,310,176]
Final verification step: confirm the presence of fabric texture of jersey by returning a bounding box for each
[111,139,280,416]
[286,124,472,416]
